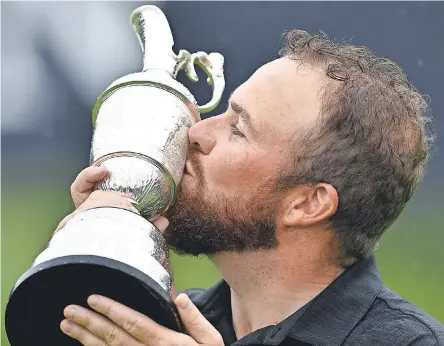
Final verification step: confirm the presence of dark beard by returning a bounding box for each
[163,185,278,256]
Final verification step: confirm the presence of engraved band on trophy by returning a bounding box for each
[5,5,225,346]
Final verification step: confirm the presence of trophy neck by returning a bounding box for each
[131,5,178,75]
[143,53,177,75]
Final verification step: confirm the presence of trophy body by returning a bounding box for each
[5,6,225,346]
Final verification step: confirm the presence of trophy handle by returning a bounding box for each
[177,50,225,114]
[130,5,225,114]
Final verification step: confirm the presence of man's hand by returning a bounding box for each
[55,189,142,232]
[71,166,108,208]
[60,293,224,346]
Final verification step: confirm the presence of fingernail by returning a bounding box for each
[177,293,191,310]
[64,307,76,318]
[61,320,73,333]
[88,295,99,307]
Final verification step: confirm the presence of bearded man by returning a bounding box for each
[55,30,444,346]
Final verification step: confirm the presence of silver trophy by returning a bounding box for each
[5,5,225,346]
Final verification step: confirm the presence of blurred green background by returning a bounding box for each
[2,181,443,345]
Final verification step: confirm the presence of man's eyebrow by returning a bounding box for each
[229,99,258,137]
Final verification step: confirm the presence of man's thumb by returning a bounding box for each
[175,293,223,345]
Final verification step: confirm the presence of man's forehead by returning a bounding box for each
[231,58,324,142]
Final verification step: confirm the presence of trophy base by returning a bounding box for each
[5,255,181,346]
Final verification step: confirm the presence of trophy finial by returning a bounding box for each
[131,5,177,74]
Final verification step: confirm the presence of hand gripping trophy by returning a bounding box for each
[5,5,225,346]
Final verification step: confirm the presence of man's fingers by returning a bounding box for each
[87,295,177,345]
[175,293,224,345]
[60,319,107,346]
[71,166,108,207]
[80,191,140,215]
[63,305,142,346]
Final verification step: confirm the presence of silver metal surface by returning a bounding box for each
[91,82,194,219]
[33,208,173,291]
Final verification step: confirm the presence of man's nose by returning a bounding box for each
[187,117,217,154]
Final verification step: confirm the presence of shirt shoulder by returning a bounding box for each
[345,286,444,346]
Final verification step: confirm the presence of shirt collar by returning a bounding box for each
[194,256,383,346]
[274,256,383,346]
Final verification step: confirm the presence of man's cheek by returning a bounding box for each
[211,164,250,187]
[206,150,252,184]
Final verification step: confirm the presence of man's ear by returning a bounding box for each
[281,183,338,227]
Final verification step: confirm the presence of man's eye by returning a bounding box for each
[230,121,245,138]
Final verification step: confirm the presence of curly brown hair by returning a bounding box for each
[277,30,434,262]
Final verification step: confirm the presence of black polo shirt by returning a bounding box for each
[185,256,444,345]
